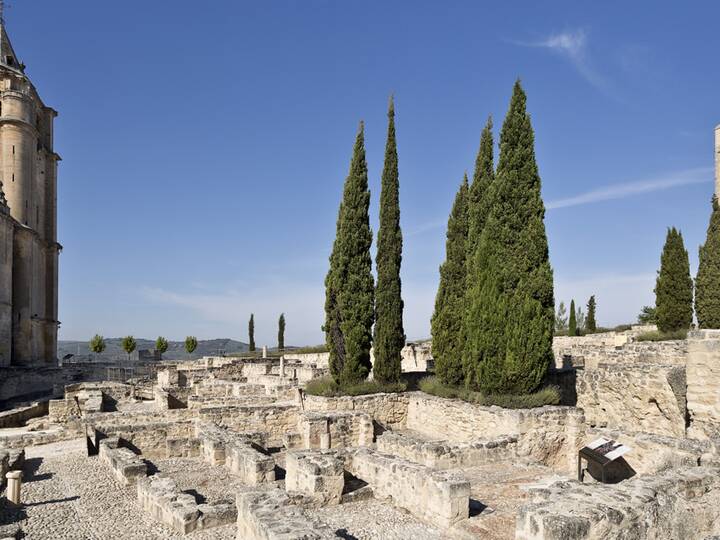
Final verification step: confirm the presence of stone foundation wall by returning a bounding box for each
[347,447,470,529]
[0,401,48,428]
[585,427,717,476]
[285,450,344,506]
[376,431,518,470]
[517,467,720,539]
[235,487,336,540]
[48,398,81,423]
[299,411,373,450]
[406,393,584,473]
[687,329,720,439]
[137,474,236,534]
[577,363,686,437]
[98,437,147,486]
[303,393,409,428]
[197,404,299,447]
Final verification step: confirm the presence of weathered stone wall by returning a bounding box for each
[282,352,330,369]
[197,404,299,447]
[0,401,47,428]
[285,450,344,506]
[517,467,720,539]
[585,427,717,476]
[235,487,336,540]
[298,411,373,450]
[98,437,147,486]
[406,393,584,473]
[347,447,470,529]
[376,431,518,470]
[303,393,409,428]
[137,474,236,534]
[577,363,686,437]
[687,329,720,439]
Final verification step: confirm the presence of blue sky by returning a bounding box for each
[11,1,719,345]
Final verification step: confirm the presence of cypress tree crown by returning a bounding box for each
[278,313,285,350]
[696,197,720,328]
[324,122,375,385]
[568,299,577,336]
[431,174,469,386]
[373,96,405,384]
[586,296,597,332]
[655,227,693,332]
[468,80,554,395]
[248,314,255,351]
[462,117,495,385]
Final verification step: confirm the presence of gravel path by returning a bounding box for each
[0,439,236,539]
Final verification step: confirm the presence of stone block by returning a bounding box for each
[285,450,344,506]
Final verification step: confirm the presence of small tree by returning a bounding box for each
[576,306,586,333]
[248,314,256,352]
[155,336,169,357]
[121,335,137,362]
[638,305,657,324]
[554,302,568,332]
[89,334,106,361]
[185,336,198,356]
[586,296,597,332]
[655,227,693,332]
[278,313,285,350]
[568,300,577,336]
[696,197,720,328]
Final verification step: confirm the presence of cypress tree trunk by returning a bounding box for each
[655,227,693,332]
[248,314,255,352]
[463,118,495,384]
[696,197,720,328]
[586,296,597,332]
[373,97,405,383]
[278,313,285,350]
[324,123,375,385]
[431,175,469,386]
[469,80,554,395]
[568,300,577,336]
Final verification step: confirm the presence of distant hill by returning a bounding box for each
[58,338,249,362]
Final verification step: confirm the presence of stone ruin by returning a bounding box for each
[0,329,717,538]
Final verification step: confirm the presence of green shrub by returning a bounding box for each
[635,329,688,342]
[304,376,406,397]
[288,345,329,354]
[418,376,559,409]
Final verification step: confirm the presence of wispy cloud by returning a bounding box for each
[512,29,610,94]
[546,167,712,210]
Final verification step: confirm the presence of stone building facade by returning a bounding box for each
[0,24,60,366]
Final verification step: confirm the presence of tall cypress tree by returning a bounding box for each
[463,117,495,384]
[248,314,255,351]
[467,80,554,395]
[586,296,597,333]
[373,97,405,383]
[324,123,375,385]
[568,300,577,336]
[278,313,285,350]
[696,197,720,328]
[655,227,693,332]
[431,175,469,386]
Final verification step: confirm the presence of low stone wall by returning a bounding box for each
[0,427,80,449]
[347,447,470,529]
[98,437,147,486]
[236,487,336,540]
[516,466,720,539]
[687,329,720,439]
[299,411,373,450]
[137,474,236,534]
[226,444,276,486]
[285,450,344,506]
[376,431,518,469]
[48,398,81,423]
[406,393,584,473]
[303,393,409,428]
[0,448,24,487]
[577,363,686,437]
[0,401,48,428]
[282,352,330,369]
[585,427,717,476]
[197,403,299,447]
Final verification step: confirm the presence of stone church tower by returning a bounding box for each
[0,22,60,366]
